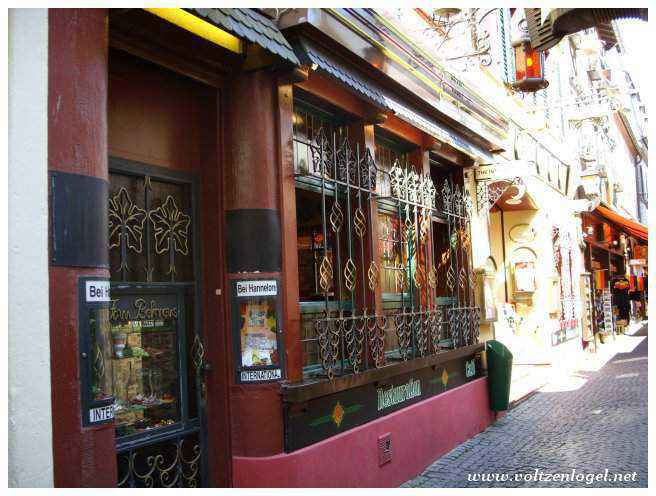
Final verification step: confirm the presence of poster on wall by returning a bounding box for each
[514,261,536,292]
[232,279,283,383]
[478,272,497,322]
[239,298,278,367]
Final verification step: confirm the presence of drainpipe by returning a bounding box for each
[500,209,509,302]
[633,155,642,223]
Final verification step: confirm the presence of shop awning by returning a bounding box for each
[293,39,492,163]
[381,96,492,163]
[595,205,648,241]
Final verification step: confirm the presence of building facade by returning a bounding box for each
[8,7,647,488]
[379,7,648,362]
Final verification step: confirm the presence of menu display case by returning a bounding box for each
[110,309,181,437]
[231,278,284,383]
[109,289,186,441]
[79,279,198,441]
[79,277,115,427]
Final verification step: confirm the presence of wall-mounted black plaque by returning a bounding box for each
[226,209,281,272]
[51,171,109,268]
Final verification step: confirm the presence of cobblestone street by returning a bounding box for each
[403,326,648,488]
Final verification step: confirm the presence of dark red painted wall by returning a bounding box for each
[232,377,495,487]
[224,71,279,211]
[108,49,207,172]
[49,9,108,179]
[223,71,285,456]
[48,8,115,487]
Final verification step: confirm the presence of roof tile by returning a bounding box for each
[189,8,299,65]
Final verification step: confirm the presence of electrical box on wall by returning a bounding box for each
[378,432,392,466]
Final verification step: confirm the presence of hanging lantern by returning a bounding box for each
[512,38,549,92]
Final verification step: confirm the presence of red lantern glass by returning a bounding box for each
[512,41,548,92]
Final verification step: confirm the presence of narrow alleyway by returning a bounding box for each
[403,326,648,488]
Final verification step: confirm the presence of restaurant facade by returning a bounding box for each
[10,7,650,489]
[10,8,520,488]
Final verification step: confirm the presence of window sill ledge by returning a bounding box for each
[281,342,485,403]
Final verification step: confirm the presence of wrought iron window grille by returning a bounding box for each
[295,128,479,381]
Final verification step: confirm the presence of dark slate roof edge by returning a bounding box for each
[293,39,392,112]
[189,8,300,66]
[293,38,491,162]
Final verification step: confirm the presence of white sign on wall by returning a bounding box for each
[474,161,534,182]
[240,369,282,382]
[89,404,114,423]
[85,280,110,302]
[236,280,277,297]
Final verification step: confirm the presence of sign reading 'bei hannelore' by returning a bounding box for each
[236,280,277,297]
[85,280,110,302]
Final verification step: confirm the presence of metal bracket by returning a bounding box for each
[476,176,523,214]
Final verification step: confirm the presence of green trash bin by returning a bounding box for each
[486,340,513,411]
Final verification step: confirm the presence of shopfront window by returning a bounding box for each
[293,97,348,176]
[293,97,351,370]
[375,133,418,354]
[292,98,479,380]
[105,293,182,437]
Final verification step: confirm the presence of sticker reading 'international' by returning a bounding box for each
[89,404,114,423]
[236,280,277,297]
[240,369,282,382]
[377,378,421,411]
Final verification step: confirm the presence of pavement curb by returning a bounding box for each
[509,384,546,409]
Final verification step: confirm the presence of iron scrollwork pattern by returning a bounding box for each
[150,196,192,277]
[476,176,523,215]
[442,180,480,347]
[117,432,202,488]
[108,173,193,283]
[295,127,480,380]
[108,187,147,274]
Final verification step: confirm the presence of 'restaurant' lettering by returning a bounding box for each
[377,378,421,411]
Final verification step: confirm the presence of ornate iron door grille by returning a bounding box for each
[108,158,207,488]
[294,129,479,380]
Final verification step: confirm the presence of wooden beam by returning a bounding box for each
[109,29,226,88]
[277,79,303,383]
[379,113,424,147]
[281,343,485,403]
[296,71,371,118]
